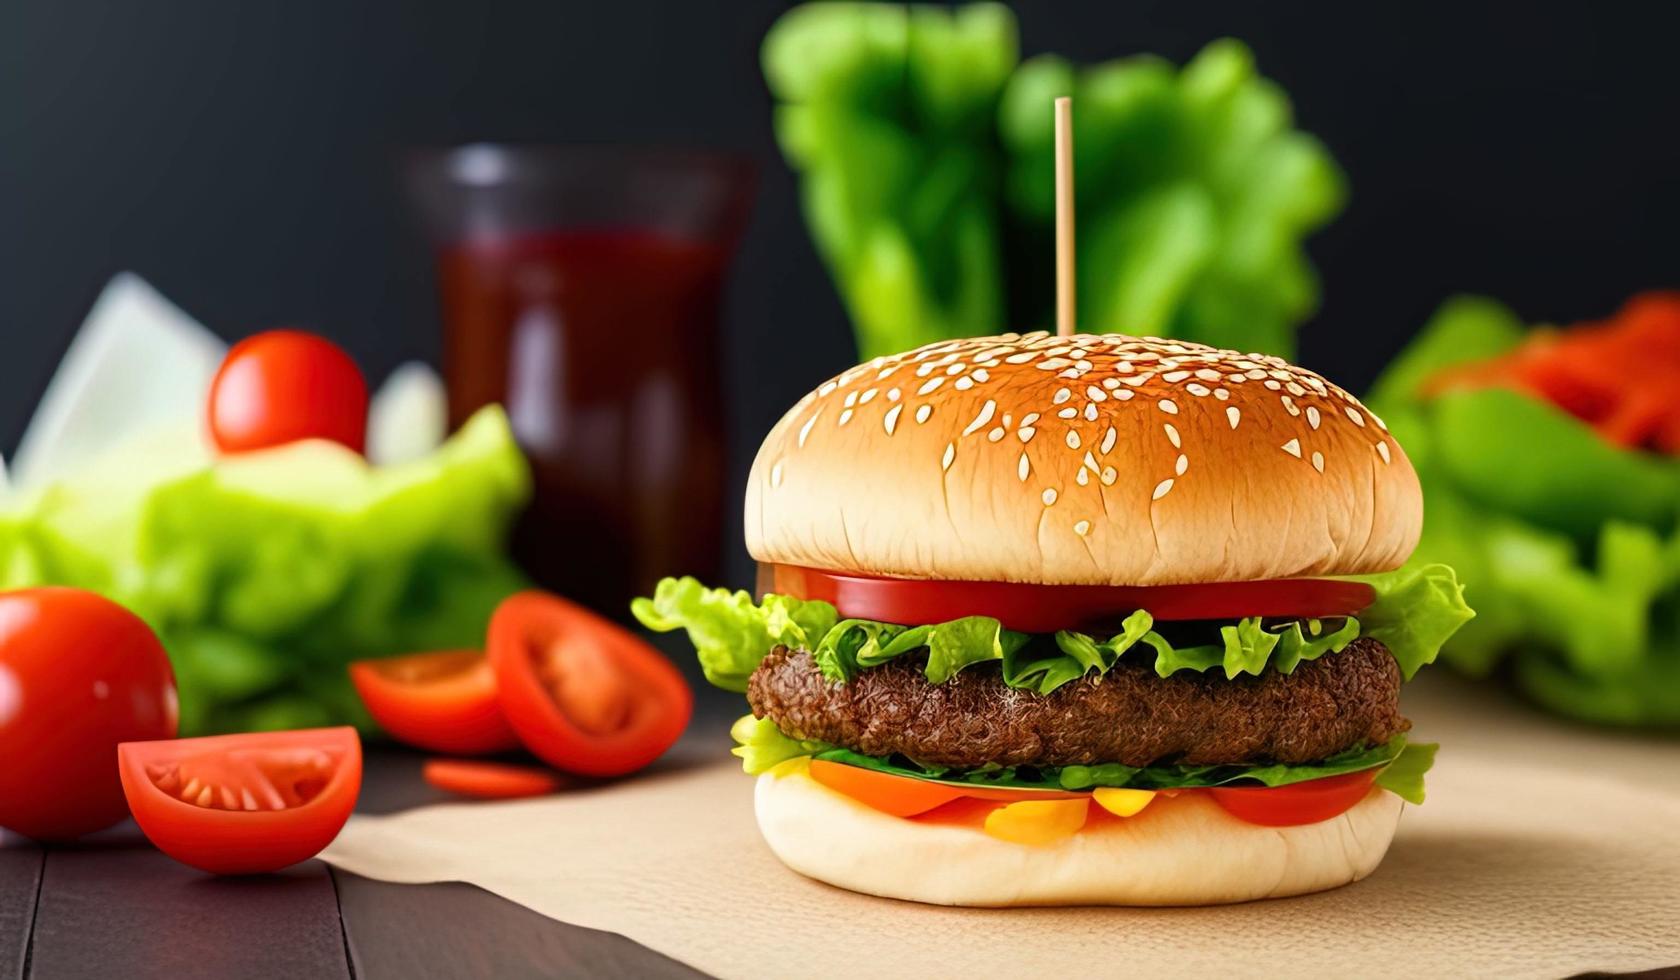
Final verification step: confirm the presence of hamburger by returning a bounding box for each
[635,331,1472,907]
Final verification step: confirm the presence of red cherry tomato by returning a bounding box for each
[118,727,362,874]
[764,564,1376,633]
[422,759,562,800]
[349,651,518,755]
[0,588,178,841]
[487,591,692,778]
[1208,769,1379,827]
[208,329,368,454]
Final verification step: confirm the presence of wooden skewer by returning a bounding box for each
[1054,96,1075,338]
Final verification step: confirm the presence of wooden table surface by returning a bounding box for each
[0,739,712,980]
[4,674,1676,980]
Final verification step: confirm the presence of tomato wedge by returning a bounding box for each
[1208,769,1378,827]
[764,564,1375,633]
[488,591,692,777]
[423,759,563,800]
[118,728,362,874]
[349,650,518,755]
[807,759,1085,817]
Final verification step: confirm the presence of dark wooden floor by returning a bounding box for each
[0,743,710,980]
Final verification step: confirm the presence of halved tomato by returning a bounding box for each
[349,650,518,755]
[807,759,1085,817]
[423,759,562,800]
[488,591,692,777]
[1207,769,1378,827]
[763,564,1375,633]
[118,727,362,874]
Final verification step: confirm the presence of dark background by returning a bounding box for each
[4,0,1678,591]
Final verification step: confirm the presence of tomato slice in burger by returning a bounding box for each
[118,728,362,874]
[349,650,518,755]
[807,759,1085,817]
[765,564,1376,633]
[1207,769,1378,827]
[488,591,692,777]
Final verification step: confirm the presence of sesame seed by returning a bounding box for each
[1196,369,1221,381]
[1164,423,1181,448]
[963,400,997,436]
[1175,454,1188,476]
[1005,352,1038,364]
[1282,396,1300,416]
[1043,488,1058,506]
[876,367,899,380]
[1086,385,1107,402]
[1058,407,1078,419]
[1101,427,1117,454]
[860,388,878,404]
[1152,479,1174,500]
[1214,388,1230,401]
[1074,519,1091,536]
[1018,453,1031,481]
[917,377,944,396]
[973,369,990,382]
[1084,403,1098,421]
[1162,370,1191,383]
[771,462,784,488]
[1186,383,1211,396]
[916,363,937,378]
[1059,368,1082,379]
[1376,441,1392,464]
[1344,406,1366,427]
[883,404,903,435]
[887,387,901,402]
[1066,430,1082,449]
[1158,399,1179,415]
[1263,379,1282,390]
[1307,406,1321,429]
[988,427,1005,442]
[1114,389,1134,401]
[916,405,933,424]
[942,443,956,471]
[844,390,859,408]
[818,381,838,396]
[945,363,966,375]
[1102,377,1121,390]
[1101,466,1117,485]
[953,377,974,391]
[1038,358,1074,370]
[1077,469,1090,486]
[1286,382,1306,397]
[1054,388,1072,405]
[838,408,853,426]
[1021,412,1040,426]
[798,411,821,447]
[1226,406,1241,429]
[1371,411,1389,432]
[1281,438,1302,458]
[1083,451,1100,472]
[1311,451,1325,473]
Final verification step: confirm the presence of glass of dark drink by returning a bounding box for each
[405,145,754,617]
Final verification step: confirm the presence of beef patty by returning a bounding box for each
[746,638,1408,769]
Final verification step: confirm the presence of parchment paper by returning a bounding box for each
[323,679,1680,979]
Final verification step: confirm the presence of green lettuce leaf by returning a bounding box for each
[732,714,1435,798]
[1368,294,1680,725]
[0,405,529,735]
[638,566,1470,695]
[630,577,838,692]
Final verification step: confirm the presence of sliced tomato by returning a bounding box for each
[118,727,362,874]
[488,591,692,777]
[764,564,1376,632]
[349,650,518,755]
[807,759,1085,817]
[1208,769,1378,827]
[423,759,562,800]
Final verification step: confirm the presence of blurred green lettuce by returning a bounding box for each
[0,406,530,734]
[763,2,1344,359]
[1368,298,1680,724]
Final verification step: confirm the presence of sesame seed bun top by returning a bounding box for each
[745,331,1421,587]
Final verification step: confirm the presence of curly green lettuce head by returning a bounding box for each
[1369,296,1680,724]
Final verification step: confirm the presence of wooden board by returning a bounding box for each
[0,840,43,980]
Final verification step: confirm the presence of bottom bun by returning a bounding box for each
[754,762,1403,907]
